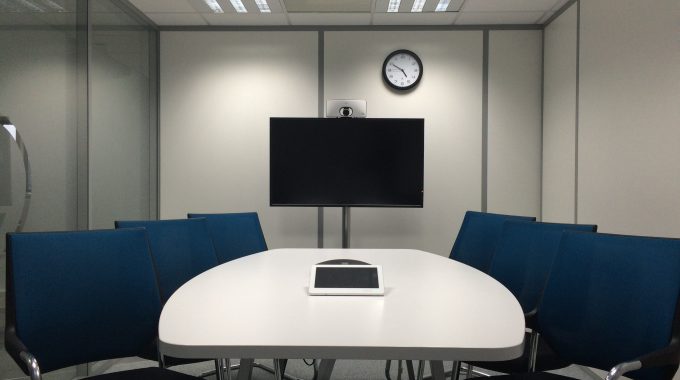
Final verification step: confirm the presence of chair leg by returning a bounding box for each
[215,360,224,380]
[274,359,283,380]
[416,361,425,380]
[406,360,416,380]
[528,331,540,372]
[451,361,461,380]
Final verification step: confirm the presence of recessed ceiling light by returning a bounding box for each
[17,0,44,12]
[435,0,450,12]
[411,0,426,12]
[254,0,271,13]
[204,0,224,13]
[387,0,400,12]
[229,0,247,13]
[43,0,66,12]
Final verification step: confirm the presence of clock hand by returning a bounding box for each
[390,63,408,77]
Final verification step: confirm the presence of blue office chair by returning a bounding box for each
[465,221,597,375]
[114,218,223,376]
[391,211,537,380]
[4,228,201,380]
[115,218,218,303]
[187,212,267,264]
[487,231,680,380]
[449,211,536,273]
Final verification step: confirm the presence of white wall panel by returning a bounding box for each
[160,31,319,248]
[324,31,483,255]
[578,0,680,236]
[487,30,542,218]
[542,4,577,223]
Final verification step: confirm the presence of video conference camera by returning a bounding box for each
[326,99,367,118]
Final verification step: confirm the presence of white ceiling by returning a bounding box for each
[0,0,569,27]
[129,0,570,26]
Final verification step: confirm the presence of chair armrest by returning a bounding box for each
[606,340,680,380]
[4,326,42,380]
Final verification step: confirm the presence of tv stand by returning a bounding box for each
[342,206,351,248]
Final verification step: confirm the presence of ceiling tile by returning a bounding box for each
[455,11,544,24]
[372,12,457,25]
[461,0,560,12]
[202,13,289,25]
[147,12,208,25]
[288,12,371,25]
[128,0,195,13]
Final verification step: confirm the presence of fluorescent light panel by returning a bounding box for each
[387,0,400,12]
[435,0,450,11]
[229,0,247,13]
[42,0,66,12]
[204,0,224,13]
[17,0,44,12]
[255,0,271,13]
[411,0,425,12]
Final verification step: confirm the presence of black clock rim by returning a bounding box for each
[382,49,423,91]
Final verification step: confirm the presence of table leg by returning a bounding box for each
[317,359,336,380]
[237,358,254,380]
[429,361,445,380]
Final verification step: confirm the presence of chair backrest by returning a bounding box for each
[5,229,161,374]
[449,211,536,272]
[188,212,267,264]
[538,231,680,380]
[488,221,597,313]
[115,218,218,302]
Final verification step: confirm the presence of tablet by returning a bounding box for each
[308,264,384,296]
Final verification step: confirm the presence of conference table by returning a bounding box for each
[158,249,525,380]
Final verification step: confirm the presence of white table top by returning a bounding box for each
[159,249,525,361]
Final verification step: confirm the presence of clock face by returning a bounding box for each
[382,50,423,91]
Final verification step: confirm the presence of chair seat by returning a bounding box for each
[86,367,201,380]
[468,333,569,373]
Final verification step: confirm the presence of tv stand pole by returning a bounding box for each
[342,206,351,248]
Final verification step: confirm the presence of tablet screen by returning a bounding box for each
[314,267,380,288]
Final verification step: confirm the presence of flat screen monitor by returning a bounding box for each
[270,117,424,207]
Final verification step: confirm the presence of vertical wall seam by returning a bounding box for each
[539,28,545,221]
[317,31,324,248]
[76,0,89,230]
[153,29,160,219]
[574,0,580,223]
[481,30,489,212]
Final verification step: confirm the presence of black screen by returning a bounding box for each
[314,267,380,288]
[270,117,424,207]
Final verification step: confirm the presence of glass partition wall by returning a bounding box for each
[0,0,158,378]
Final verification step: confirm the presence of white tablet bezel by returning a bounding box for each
[308,264,384,296]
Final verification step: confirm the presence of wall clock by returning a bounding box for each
[382,49,423,91]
